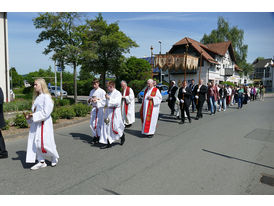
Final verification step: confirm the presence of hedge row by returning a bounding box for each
[3,103,91,130]
[3,99,32,112]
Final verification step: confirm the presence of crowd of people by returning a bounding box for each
[167,79,266,123]
[0,77,266,172]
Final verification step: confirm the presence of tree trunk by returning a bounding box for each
[73,62,77,103]
[101,70,106,90]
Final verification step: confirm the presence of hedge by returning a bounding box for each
[13,114,28,128]
[3,99,32,112]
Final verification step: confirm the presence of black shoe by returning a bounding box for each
[120,133,125,145]
[179,121,184,124]
[125,124,132,128]
[100,143,112,149]
[0,152,8,159]
[92,136,99,144]
[147,135,154,138]
[176,116,180,120]
[195,117,199,120]
[189,119,192,123]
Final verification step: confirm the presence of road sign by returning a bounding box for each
[57,67,62,72]
[48,83,51,87]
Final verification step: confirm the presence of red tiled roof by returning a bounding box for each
[171,37,236,64]
[172,37,218,64]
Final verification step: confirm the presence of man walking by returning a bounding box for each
[178,80,192,124]
[167,80,178,115]
[121,80,135,128]
[193,79,207,120]
[188,79,196,113]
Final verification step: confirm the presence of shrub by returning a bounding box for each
[73,103,90,117]
[51,108,60,124]
[3,99,32,112]
[13,114,28,128]
[58,106,76,119]
[54,98,71,107]
[2,120,10,130]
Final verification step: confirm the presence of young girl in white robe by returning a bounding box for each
[25,78,59,170]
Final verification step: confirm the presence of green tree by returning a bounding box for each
[118,57,152,83]
[10,67,24,88]
[80,13,138,89]
[33,12,83,103]
[201,17,252,75]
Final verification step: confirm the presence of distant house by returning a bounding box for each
[252,58,274,92]
[164,37,245,85]
[140,57,162,80]
[0,12,10,102]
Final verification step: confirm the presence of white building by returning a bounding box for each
[162,37,246,85]
[0,12,10,102]
[252,58,274,92]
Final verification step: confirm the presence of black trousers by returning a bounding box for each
[181,104,190,122]
[0,130,7,154]
[168,99,176,114]
[196,100,205,118]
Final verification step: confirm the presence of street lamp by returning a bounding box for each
[158,40,162,55]
[158,41,162,83]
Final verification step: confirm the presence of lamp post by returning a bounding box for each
[158,40,162,83]
[150,46,154,78]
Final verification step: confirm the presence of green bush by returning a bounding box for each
[3,99,32,112]
[220,81,235,87]
[51,108,60,124]
[13,114,28,128]
[54,98,72,107]
[58,106,76,119]
[22,86,33,94]
[2,120,10,130]
[128,80,146,94]
[73,103,90,117]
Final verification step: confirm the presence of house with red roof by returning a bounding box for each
[162,37,247,85]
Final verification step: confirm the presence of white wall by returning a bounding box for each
[0,12,10,102]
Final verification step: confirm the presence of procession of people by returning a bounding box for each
[0,77,266,171]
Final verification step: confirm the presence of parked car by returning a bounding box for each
[137,84,169,103]
[48,86,68,97]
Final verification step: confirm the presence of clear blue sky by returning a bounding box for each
[7,12,274,75]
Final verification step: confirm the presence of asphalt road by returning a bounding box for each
[1,97,274,195]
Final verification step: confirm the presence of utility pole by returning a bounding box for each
[54,61,57,97]
[60,61,63,100]
[158,40,162,83]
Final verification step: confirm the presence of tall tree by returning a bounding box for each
[80,13,138,88]
[10,67,24,88]
[33,12,83,103]
[118,57,152,83]
[201,17,252,75]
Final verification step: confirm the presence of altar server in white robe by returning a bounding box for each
[121,80,135,128]
[87,79,106,144]
[140,79,162,138]
[100,81,125,149]
[25,78,59,170]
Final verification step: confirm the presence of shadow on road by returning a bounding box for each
[124,128,145,138]
[70,132,92,144]
[12,151,33,169]
[202,149,274,170]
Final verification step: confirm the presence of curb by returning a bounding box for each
[4,116,90,141]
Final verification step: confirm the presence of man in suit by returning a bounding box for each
[167,80,178,115]
[188,79,196,113]
[0,87,8,159]
[193,79,208,120]
[178,80,192,124]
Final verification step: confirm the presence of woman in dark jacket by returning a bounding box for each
[0,87,8,158]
